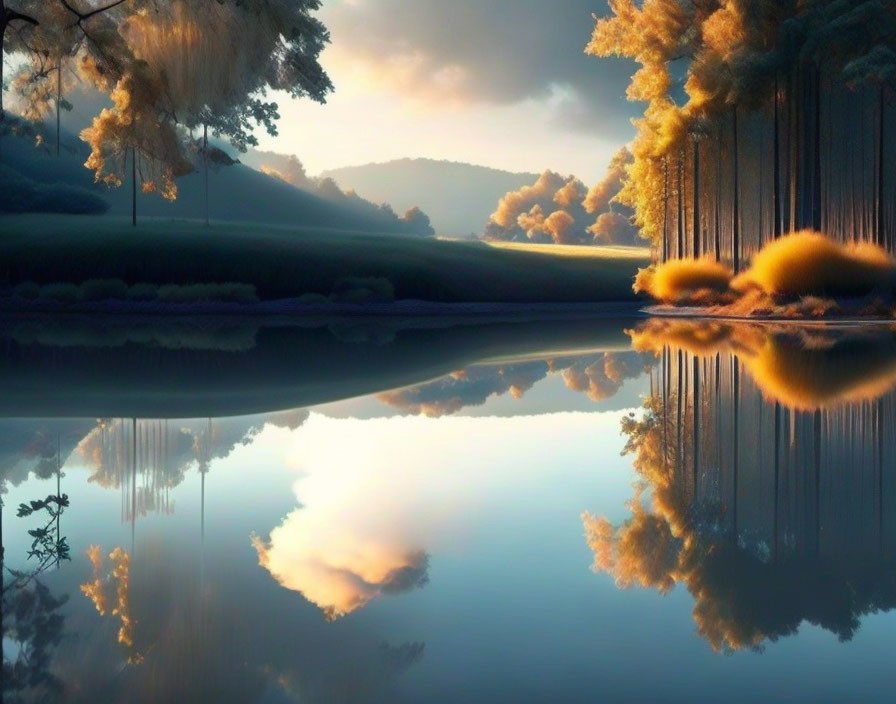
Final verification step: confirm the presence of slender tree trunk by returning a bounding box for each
[203,123,209,227]
[878,86,885,247]
[0,21,7,164]
[732,107,740,272]
[774,71,782,239]
[662,157,668,263]
[56,60,62,157]
[677,151,684,258]
[131,147,137,227]
[693,139,701,259]
[813,67,822,232]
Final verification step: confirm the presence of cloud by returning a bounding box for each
[321,0,638,141]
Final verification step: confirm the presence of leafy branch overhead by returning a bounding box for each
[2,0,333,200]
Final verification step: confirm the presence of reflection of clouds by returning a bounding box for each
[253,530,429,620]
[378,352,652,417]
[252,412,609,617]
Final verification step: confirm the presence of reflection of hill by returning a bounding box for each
[378,351,653,417]
[0,316,635,418]
[586,323,896,651]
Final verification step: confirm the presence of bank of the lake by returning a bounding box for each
[0,215,649,306]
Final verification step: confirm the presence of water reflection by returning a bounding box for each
[379,351,652,417]
[587,320,896,651]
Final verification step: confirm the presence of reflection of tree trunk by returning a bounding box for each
[774,402,781,562]
[56,436,61,568]
[677,350,683,477]
[815,410,822,558]
[693,356,700,501]
[878,399,884,555]
[131,418,137,555]
[732,359,740,540]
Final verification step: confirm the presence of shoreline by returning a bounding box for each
[0,298,647,320]
[644,305,896,326]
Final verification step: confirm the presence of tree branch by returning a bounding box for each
[4,8,40,27]
[59,0,129,22]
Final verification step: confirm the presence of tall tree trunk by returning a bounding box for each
[131,147,137,227]
[1,19,7,164]
[204,123,209,227]
[693,139,701,259]
[878,86,885,247]
[732,107,740,272]
[715,136,721,261]
[56,60,62,157]
[813,67,822,232]
[677,151,684,259]
[662,157,669,262]
[774,71,782,239]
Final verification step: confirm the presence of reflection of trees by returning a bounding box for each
[61,547,425,702]
[378,351,654,417]
[80,546,141,664]
[2,490,70,700]
[75,412,309,524]
[586,321,896,651]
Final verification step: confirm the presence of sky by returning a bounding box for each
[259,0,639,182]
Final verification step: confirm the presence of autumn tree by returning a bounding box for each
[4,0,333,225]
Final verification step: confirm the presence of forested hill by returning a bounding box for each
[321,159,541,237]
[0,129,433,236]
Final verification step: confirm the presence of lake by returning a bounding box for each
[3,314,896,703]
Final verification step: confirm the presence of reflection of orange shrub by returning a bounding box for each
[635,257,733,303]
[732,231,896,298]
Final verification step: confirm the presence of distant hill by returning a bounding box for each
[321,159,540,237]
[0,128,432,236]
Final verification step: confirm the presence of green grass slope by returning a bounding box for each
[0,215,649,303]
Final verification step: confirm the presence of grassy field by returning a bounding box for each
[0,215,650,304]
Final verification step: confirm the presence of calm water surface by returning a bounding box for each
[3,316,896,703]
